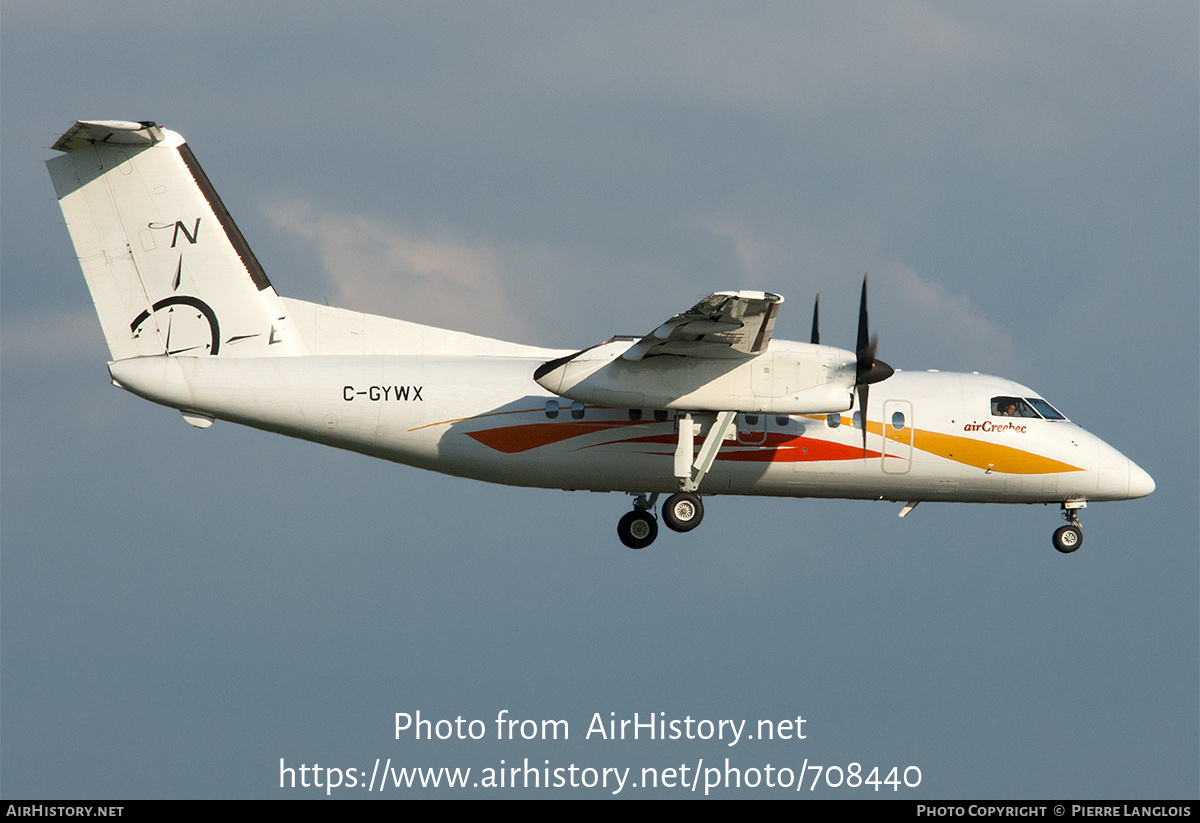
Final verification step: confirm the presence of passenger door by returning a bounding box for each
[882,400,913,474]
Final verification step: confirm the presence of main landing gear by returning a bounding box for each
[662,491,704,532]
[618,410,733,549]
[617,508,658,549]
[616,491,707,549]
[1052,502,1085,553]
[617,493,659,549]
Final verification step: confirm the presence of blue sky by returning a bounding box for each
[2,1,1197,798]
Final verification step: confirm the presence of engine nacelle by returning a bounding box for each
[534,339,857,414]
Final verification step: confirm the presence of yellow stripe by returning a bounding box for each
[804,414,1081,474]
[912,429,1081,474]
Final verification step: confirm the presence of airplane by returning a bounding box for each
[46,120,1155,553]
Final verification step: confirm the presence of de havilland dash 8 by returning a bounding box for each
[46,120,1154,552]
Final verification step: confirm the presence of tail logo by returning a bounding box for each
[147,218,201,248]
[129,250,220,355]
[130,295,220,355]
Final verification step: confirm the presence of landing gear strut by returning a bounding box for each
[618,410,733,549]
[1053,502,1084,553]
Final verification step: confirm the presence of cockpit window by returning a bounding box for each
[1025,397,1066,420]
[989,396,1069,421]
[991,396,1040,418]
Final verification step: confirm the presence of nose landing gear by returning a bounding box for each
[1053,502,1085,553]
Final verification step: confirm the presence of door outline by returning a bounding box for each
[882,399,913,474]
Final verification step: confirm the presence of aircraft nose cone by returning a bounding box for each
[1127,460,1155,498]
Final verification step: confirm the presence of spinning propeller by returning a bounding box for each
[806,277,893,455]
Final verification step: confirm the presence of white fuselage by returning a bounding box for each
[106,314,1152,507]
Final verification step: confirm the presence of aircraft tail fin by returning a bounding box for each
[47,120,307,360]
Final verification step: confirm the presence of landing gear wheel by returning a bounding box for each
[1053,524,1082,554]
[618,510,658,549]
[662,492,704,533]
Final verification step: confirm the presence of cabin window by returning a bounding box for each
[743,414,759,426]
[891,411,905,430]
[628,408,643,421]
[545,400,559,419]
[826,413,841,429]
[570,401,585,420]
[775,415,790,427]
[852,410,863,430]
[654,409,669,422]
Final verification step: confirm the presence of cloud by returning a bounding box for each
[695,218,1017,374]
[263,198,531,341]
[0,309,108,365]
[879,263,1017,375]
[516,2,993,118]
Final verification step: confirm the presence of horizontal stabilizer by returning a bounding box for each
[51,121,164,153]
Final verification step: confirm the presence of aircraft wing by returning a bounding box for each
[621,291,783,361]
[532,289,852,415]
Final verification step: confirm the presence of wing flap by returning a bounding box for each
[622,291,783,361]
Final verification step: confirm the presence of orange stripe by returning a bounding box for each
[465,420,647,453]
[605,431,877,462]
[460,415,1083,474]
[407,406,542,433]
[717,438,878,462]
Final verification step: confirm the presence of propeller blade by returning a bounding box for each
[853,275,892,457]
[857,382,869,456]
[855,275,894,386]
[810,294,820,345]
[856,275,870,366]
